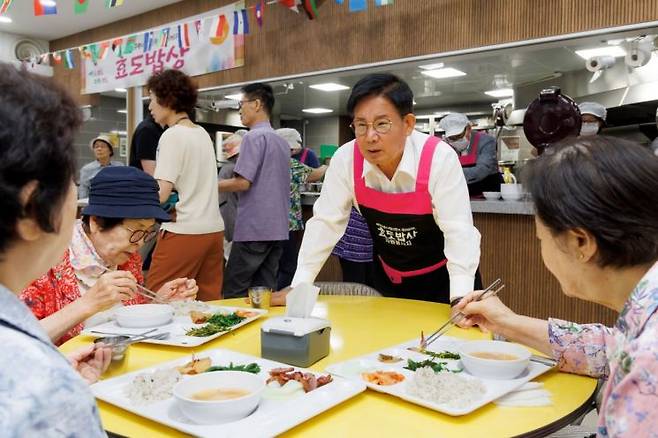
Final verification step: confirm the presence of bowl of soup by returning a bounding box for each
[459,340,531,380]
[173,371,265,424]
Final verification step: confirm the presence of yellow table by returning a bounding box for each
[60,296,597,438]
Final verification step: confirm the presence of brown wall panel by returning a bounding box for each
[474,213,617,326]
[51,0,658,102]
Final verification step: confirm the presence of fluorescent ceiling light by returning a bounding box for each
[0,16,12,24]
[114,88,127,93]
[40,0,57,6]
[309,83,349,92]
[225,93,243,100]
[484,88,514,98]
[302,108,333,114]
[421,67,467,79]
[419,62,445,70]
[574,46,626,60]
[117,109,127,114]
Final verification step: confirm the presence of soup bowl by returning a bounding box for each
[459,340,531,380]
[114,304,173,328]
[173,371,265,424]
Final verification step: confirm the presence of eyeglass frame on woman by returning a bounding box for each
[122,225,158,244]
[238,98,257,109]
[350,119,394,137]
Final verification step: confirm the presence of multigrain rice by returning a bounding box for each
[406,367,485,408]
[125,369,182,405]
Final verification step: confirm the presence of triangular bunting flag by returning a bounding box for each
[157,28,170,48]
[98,41,110,60]
[52,51,62,64]
[123,35,137,55]
[193,19,203,40]
[348,0,367,12]
[177,23,191,49]
[374,0,394,5]
[111,38,123,57]
[105,0,124,8]
[1,0,14,15]
[74,0,89,14]
[64,49,75,69]
[254,0,264,28]
[232,10,249,35]
[33,0,57,16]
[143,31,154,52]
[279,0,300,13]
[210,14,229,45]
[303,0,318,19]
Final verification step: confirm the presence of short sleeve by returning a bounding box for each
[133,126,160,161]
[153,131,184,184]
[234,133,265,183]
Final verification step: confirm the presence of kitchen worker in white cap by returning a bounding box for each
[578,102,607,136]
[438,113,500,197]
[78,134,125,199]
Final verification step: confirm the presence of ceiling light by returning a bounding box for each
[574,46,626,60]
[309,83,349,92]
[225,93,243,100]
[114,88,127,93]
[421,67,467,79]
[302,108,333,114]
[484,88,514,98]
[40,0,57,6]
[419,62,445,70]
[117,109,127,114]
[0,16,12,24]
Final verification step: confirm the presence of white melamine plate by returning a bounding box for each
[92,349,366,437]
[82,305,267,347]
[325,337,554,416]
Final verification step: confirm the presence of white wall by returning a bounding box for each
[0,31,48,62]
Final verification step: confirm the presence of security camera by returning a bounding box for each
[625,37,654,68]
[586,55,615,72]
[210,100,239,111]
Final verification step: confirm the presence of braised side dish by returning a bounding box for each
[266,367,333,393]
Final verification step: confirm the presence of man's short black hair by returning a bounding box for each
[346,74,414,118]
[0,63,81,255]
[241,82,275,117]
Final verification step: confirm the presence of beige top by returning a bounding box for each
[154,125,224,234]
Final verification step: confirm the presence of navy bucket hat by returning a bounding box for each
[81,166,171,222]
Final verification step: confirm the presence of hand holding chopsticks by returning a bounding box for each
[419,279,506,350]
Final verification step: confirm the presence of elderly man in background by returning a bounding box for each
[218,130,246,260]
[219,83,290,298]
[79,134,124,199]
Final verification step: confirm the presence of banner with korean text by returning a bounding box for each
[81,1,244,94]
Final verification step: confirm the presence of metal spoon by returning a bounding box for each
[90,328,158,337]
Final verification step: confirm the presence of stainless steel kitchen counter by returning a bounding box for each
[301,193,534,215]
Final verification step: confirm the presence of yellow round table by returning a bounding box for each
[60,296,597,438]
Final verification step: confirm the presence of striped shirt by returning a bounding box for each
[331,208,373,262]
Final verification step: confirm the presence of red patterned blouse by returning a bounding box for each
[20,250,148,345]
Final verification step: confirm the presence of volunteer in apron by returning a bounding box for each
[280,73,481,306]
[438,113,501,198]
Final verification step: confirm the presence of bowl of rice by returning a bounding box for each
[459,340,531,380]
[173,371,265,424]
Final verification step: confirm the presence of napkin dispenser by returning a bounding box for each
[261,316,331,367]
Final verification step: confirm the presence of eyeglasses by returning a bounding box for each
[238,99,257,109]
[350,119,393,137]
[122,225,158,244]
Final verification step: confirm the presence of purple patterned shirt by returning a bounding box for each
[548,262,658,437]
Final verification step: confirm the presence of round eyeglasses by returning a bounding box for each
[350,119,393,137]
[122,225,158,244]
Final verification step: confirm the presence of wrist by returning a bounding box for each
[74,296,98,320]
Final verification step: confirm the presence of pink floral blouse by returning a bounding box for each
[549,262,658,437]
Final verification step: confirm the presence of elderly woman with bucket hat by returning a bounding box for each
[78,134,125,199]
[20,166,198,345]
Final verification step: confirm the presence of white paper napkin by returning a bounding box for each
[494,382,553,407]
[285,282,320,318]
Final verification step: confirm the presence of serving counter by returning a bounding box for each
[301,195,617,326]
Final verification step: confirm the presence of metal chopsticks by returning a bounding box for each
[99,266,167,304]
[420,278,505,349]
